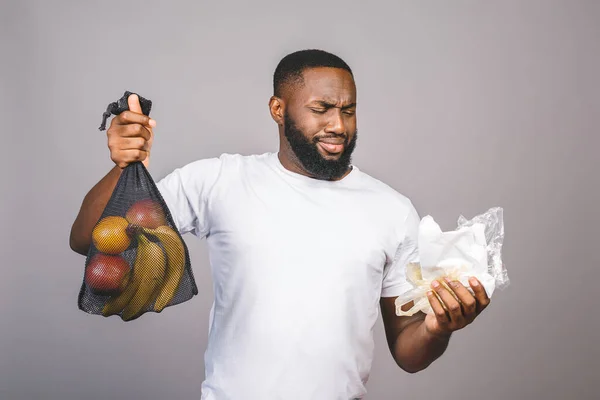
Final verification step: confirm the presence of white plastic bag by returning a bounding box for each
[395,207,508,317]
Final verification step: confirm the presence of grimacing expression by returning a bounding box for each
[283,67,358,180]
[283,112,357,180]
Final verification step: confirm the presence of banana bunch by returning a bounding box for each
[102,225,186,321]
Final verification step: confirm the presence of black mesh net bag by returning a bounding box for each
[78,91,198,321]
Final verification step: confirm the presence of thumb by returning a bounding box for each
[128,93,143,114]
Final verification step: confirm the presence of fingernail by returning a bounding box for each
[149,119,156,127]
[444,277,453,284]
[470,277,479,286]
[427,291,434,297]
[432,280,440,288]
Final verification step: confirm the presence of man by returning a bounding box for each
[70,49,490,399]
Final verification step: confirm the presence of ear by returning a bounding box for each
[269,96,285,126]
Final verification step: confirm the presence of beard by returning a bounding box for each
[283,112,358,181]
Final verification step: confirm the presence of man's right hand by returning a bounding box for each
[107,94,156,169]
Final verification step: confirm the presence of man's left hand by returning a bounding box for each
[424,277,491,339]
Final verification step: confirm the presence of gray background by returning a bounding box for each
[1,1,598,399]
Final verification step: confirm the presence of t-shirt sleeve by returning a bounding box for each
[155,157,223,238]
[381,201,421,298]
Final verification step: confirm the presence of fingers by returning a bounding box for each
[444,278,477,322]
[129,94,156,127]
[116,122,153,141]
[128,93,143,114]
[111,149,148,168]
[469,277,491,314]
[113,95,156,128]
[426,277,491,336]
[427,290,449,327]
[114,110,155,128]
[105,93,155,169]
[107,126,151,168]
[108,125,151,149]
[120,137,150,151]
[431,280,465,326]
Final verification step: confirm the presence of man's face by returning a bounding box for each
[283,67,358,180]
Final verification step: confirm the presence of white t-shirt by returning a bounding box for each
[156,152,420,400]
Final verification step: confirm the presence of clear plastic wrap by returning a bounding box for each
[395,207,508,317]
[457,207,508,290]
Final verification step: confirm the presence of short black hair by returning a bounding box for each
[273,49,353,97]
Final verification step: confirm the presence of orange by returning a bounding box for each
[92,216,131,254]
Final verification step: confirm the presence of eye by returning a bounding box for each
[343,110,355,116]
[311,109,327,114]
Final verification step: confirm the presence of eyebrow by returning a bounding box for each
[310,100,357,110]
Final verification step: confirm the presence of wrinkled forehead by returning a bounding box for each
[290,67,356,105]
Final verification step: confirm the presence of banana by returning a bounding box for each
[120,234,167,321]
[101,237,145,317]
[141,225,186,312]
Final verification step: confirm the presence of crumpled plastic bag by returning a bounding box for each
[395,207,508,317]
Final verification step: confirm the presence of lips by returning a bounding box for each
[318,142,344,154]
[317,137,345,154]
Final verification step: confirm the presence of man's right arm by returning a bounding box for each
[69,94,156,256]
[69,166,123,255]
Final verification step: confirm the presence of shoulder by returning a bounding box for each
[182,152,269,169]
[173,152,249,176]
[353,167,417,219]
[172,152,271,183]
[215,152,272,167]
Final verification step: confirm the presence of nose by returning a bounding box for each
[324,110,345,135]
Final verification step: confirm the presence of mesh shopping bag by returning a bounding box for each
[78,91,198,321]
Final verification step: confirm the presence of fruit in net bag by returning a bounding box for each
[140,225,186,312]
[92,216,131,254]
[120,234,167,321]
[102,234,167,321]
[78,91,199,320]
[85,254,130,296]
[126,199,167,229]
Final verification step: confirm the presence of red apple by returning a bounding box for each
[125,199,167,229]
[85,254,130,296]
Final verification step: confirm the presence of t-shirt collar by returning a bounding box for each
[268,152,359,187]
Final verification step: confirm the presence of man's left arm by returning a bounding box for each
[380,277,491,373]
